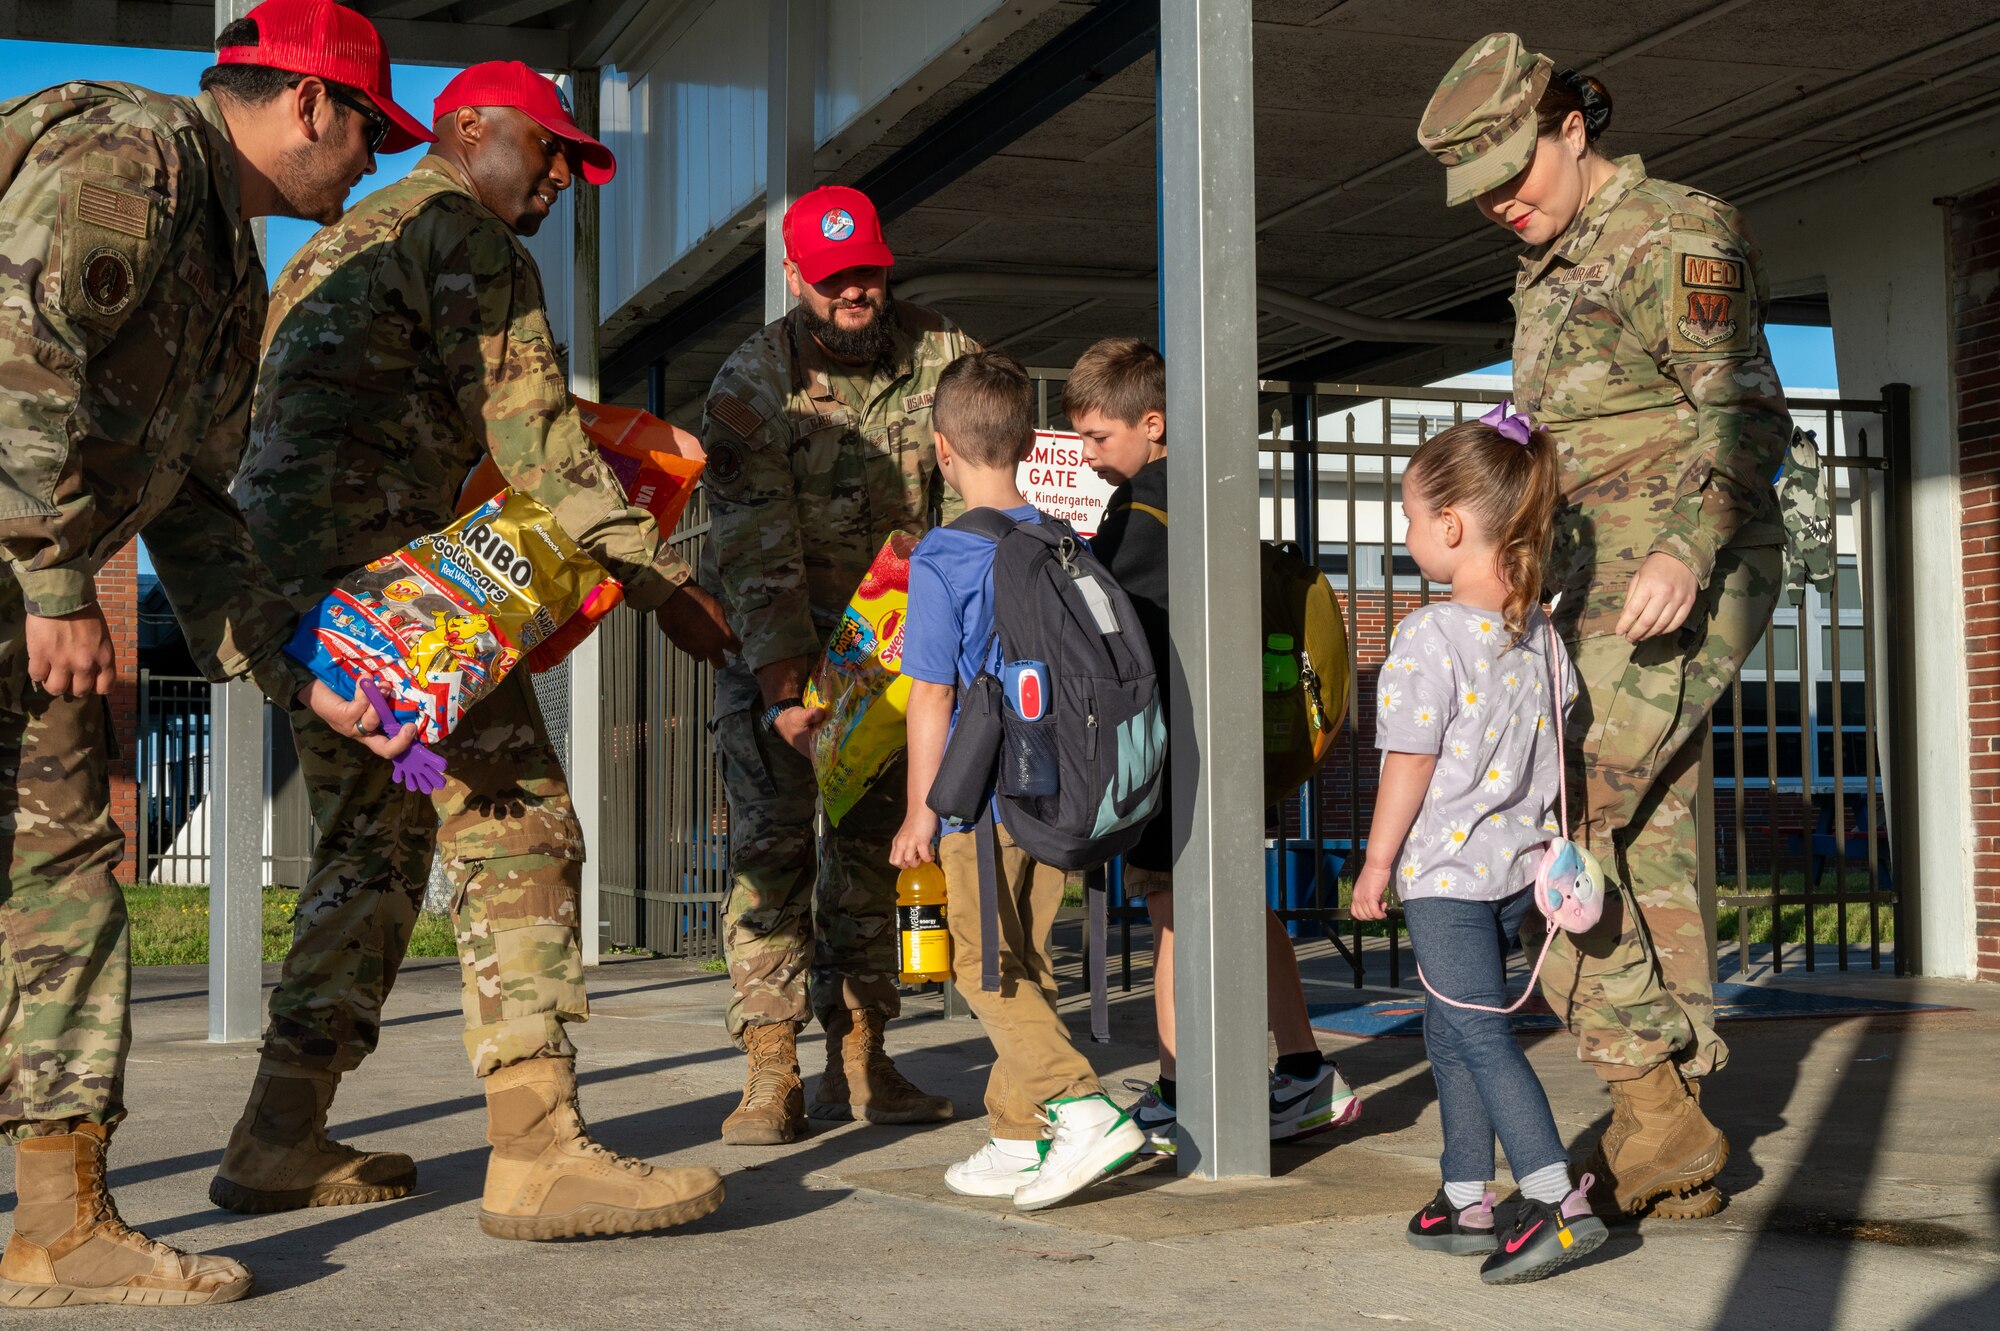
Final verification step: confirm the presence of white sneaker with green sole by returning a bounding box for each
[1012,1094,1144,1212]
[945,1137,1047,1198]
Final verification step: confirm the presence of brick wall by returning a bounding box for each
[1952,182,2000,981]
[98,541,141,881]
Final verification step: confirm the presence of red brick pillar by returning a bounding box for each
[98,541,142,882]
[1951,183,2000,981]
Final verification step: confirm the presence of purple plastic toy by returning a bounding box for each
[358,679,449,794]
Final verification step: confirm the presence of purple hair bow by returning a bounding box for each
[1479,399,1535,445]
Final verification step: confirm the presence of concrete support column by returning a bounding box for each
[207,0,265,1045]
[765,0,815,322]
[1159,0,1268,1179]
[568,67,606,967]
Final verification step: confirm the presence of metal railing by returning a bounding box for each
[607,371,1909,989]
[596,485,727,960]
[134,672,315,889]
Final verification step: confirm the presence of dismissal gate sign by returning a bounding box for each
[1017,430,1118,537]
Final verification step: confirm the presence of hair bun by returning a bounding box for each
[1555,68,1613,140]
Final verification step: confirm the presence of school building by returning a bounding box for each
[23,0,2000,1175]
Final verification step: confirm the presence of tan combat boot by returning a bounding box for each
[1598,1061,1728,1214]
[721,1021,806,1146]
[480,1056,725,1240]
[0,1124,253,1308]
[810,1007,954,1124]
[1646,1076,1725,1218]
[209,1060,415,1213]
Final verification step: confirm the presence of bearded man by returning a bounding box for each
[698,185,979,1144]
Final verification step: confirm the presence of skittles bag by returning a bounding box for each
[284,400,704,747]
[803,532,916,825]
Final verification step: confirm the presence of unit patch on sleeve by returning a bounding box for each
[706,437,746,490]
[80,246,135,316]
[1668,235,1754,357]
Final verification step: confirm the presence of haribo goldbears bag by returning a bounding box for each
[284,401,703,744]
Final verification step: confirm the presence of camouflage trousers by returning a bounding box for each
[713,706,900,1046]
[0,596,128,1131]
[265,671,586,1078]
[1541,542,1781,1082]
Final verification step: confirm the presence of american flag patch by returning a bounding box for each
[76,181,150,238]
[708,392,763,438]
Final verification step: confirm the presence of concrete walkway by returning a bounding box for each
[7,931,1995,1330]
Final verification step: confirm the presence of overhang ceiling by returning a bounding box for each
[612,0,2000,415]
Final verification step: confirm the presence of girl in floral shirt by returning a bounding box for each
[1353,410,1606,1285]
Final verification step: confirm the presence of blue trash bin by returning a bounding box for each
[1265,843,1343,937]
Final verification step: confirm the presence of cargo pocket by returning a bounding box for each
[713,707,780,802]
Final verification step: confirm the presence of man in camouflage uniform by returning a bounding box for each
[1421,35,1786,1219]
[703,185,975,1144]
[214,62,734,1241]
[0,0,430,1306]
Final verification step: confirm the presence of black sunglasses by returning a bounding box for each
[324,84,389,154]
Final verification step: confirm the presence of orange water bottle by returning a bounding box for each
[896,862,952,983]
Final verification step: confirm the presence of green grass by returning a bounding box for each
[1087,869,1894,948]
[122,885,456,966]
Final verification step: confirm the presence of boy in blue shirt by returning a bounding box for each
[890,350,1142,1210]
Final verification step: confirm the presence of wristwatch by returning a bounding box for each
[760,697,805,736]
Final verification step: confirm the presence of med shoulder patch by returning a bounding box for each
[1668,233,1754,357]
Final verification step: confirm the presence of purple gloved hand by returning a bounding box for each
[357,679,448,794]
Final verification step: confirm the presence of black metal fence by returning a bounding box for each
[602,372,1911,988]
[597,483,728,960]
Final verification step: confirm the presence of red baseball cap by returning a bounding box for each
[783,186,894,285]
[433,62,617,186]
[216,0,432,155]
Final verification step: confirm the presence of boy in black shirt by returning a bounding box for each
[1068,338,1359,1155]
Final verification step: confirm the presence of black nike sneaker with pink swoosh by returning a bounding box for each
[1406,1186,1499,1255]
[1478,1174,1609,1284]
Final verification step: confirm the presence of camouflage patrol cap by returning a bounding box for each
[1417,33,1553,207]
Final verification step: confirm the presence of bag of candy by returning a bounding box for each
[804,531,915,826]
[284,400,703,745]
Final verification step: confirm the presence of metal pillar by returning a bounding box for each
[206,0,264,1044]
[207,682,264,1042]
[765,0,815,322]
[569,67,605,967]
[1159,0,1268,1180]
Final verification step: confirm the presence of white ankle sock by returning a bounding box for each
[1517,1161,1572,1205]
[1444,1180,1486,1210]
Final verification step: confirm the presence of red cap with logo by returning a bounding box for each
[433,62,616,186]
[216,0,433,154]
[783,186,894,285]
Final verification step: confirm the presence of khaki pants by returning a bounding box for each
[938,825,1099,1141]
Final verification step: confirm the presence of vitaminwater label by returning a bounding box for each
[898,903,951,978]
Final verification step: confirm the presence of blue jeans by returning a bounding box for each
[1403,889,1568,1185]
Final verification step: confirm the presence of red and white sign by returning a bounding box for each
[1017,429,1119,537]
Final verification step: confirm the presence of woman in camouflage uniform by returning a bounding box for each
[1417,34,1788,1220]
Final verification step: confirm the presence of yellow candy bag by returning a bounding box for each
[804,532,916,825]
